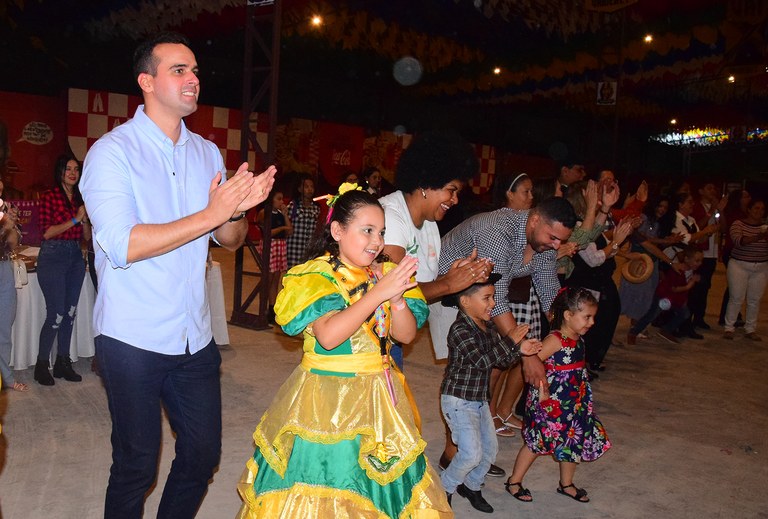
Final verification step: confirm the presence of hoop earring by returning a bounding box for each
[421,188,427,199]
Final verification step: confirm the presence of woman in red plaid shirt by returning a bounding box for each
[34,155,89,385]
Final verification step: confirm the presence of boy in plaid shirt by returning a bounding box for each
[440,273,541,512]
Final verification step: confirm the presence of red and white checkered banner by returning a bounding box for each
[67,88,268,172]
[468,143,496,194]
[67,89,141,162]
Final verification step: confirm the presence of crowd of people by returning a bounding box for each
[1,31,766,518]
[239,132,766,516]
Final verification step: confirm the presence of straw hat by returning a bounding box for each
[621,253,654,284]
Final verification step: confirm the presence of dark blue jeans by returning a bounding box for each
[36,240,86,359]
[97,335,222,519]
[630,296,691,336]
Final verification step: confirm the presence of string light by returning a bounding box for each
[311,15,323,27]
[493,67,501,75]
[644,34,653,43]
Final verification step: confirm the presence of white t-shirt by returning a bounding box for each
[379,191,440,283]
[379,191,450,359]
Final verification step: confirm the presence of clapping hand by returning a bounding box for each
[635,180,648,203]
[613,218,634,245]
[600,180,620,210]
[234,164,277,214]
[372,255,419,305]
[584,180,599,211]
[207,163,277,225]
[509,323,530,344]
[519,338,542,356]
[556,241,579,260]
[444,248,494,293]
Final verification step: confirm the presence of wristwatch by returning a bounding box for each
[228,211,247,222]
[609,242,619,255]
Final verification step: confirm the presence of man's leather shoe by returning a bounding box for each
[687,331,704,340]
[457,484,494,513]
[486,463,505,477]
[693,320,711,330]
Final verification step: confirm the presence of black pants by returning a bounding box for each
[583,281,621,368]
[688,257,717,324]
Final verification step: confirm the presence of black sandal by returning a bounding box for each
[504,479,532,502]
[557,482,589,503]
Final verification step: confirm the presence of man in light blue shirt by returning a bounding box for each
[80,32,275,518]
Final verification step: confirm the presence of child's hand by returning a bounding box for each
[509,323,530,344]
[538,380,550,401]
[519,338,542,356]
[373,255,419,303]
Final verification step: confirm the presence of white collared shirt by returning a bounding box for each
[81,105,225,354]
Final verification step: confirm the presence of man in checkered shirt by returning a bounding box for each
[437,197,577,386]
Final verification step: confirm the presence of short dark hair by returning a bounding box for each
[457,283,490,311]
[132,32,192,81]
[674,191,692,209]
[395,130,478,193]
[534,196,578,229]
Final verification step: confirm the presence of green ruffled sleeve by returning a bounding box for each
[274,259,346,337]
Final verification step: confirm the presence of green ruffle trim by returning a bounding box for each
[406,297,429,329]
[252,435,427,519]
[281,292,346,338]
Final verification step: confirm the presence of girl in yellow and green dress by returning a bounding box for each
[237,186,451,518]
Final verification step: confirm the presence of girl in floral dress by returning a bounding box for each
[237,187,451,518]
[505,287,611,504]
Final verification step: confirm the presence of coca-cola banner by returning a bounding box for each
[316,121,364,188]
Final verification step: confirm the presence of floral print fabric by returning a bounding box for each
[522,331,611,462]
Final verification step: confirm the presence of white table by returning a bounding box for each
[10,261,229,369]
[207,261,230,345]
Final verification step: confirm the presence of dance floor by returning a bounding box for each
[1,247,766,518]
